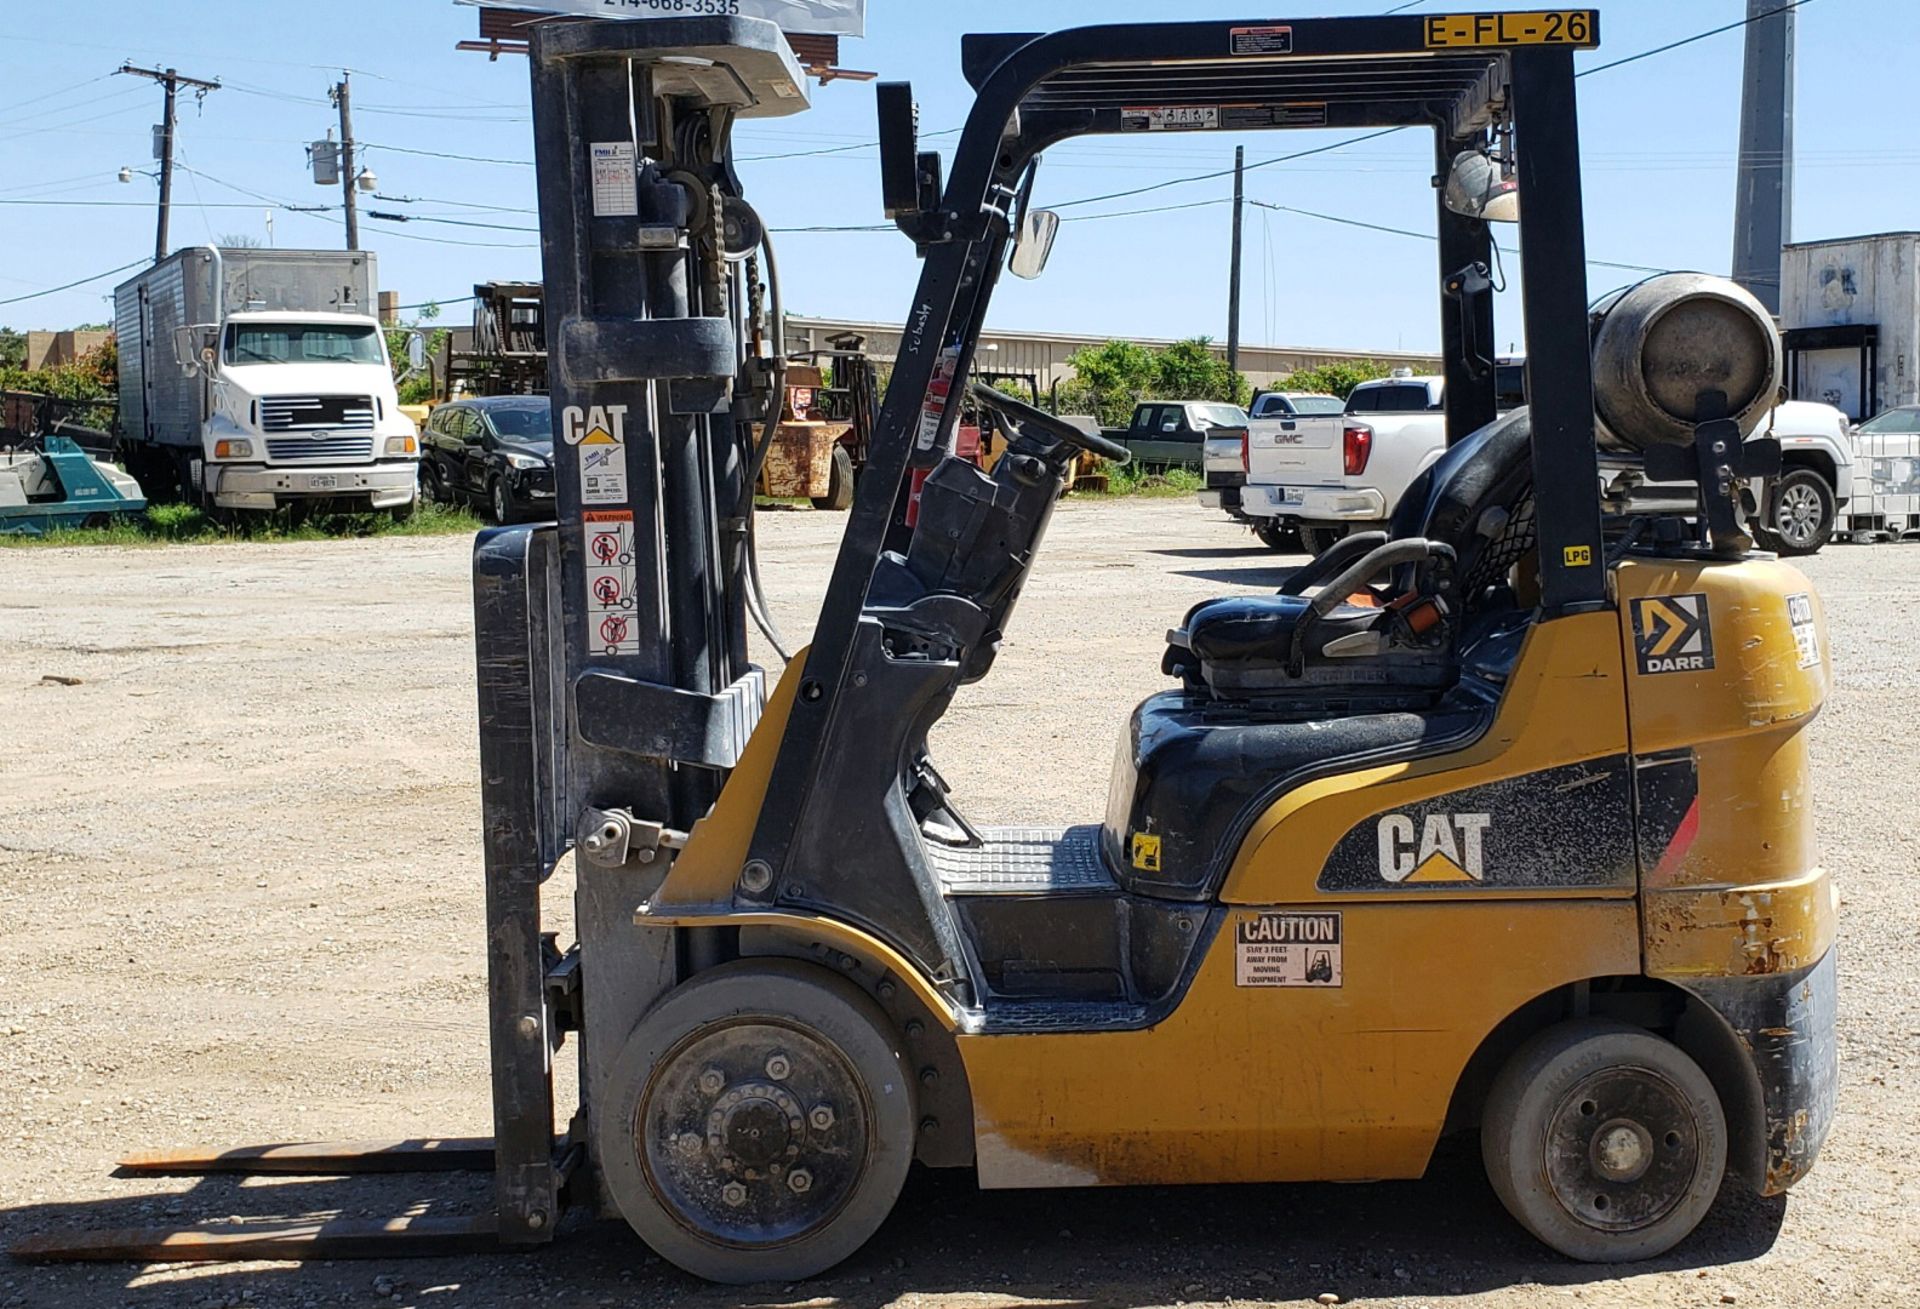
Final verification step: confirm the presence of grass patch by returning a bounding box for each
[0,499,484,548]
[1087,462,1204,499]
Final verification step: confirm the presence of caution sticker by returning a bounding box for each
[584,509,640,658]
[1121,105,1219,132]
[1229,25,1293,56]
[1787,592,1821,670]
[1235,912,1342,988]
[579,431,628,506]
[1130,832,1162,873]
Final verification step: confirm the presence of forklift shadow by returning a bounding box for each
[1150,545,1311,592]
[1,1144,1787,1304]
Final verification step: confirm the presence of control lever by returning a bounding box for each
[1444,261,1495,382]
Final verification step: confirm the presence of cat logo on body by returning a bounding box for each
[1377,812,1491,882]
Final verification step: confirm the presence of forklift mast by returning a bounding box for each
[473,17,804,1242]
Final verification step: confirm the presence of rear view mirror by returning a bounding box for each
[1010,209,1060,280]
[173,324,216,373]
[406,331,428,371]
[1442,149,1519,223]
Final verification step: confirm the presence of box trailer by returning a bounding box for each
[114,246,419,515]
[1781,231,1920,423]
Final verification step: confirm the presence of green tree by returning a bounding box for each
[0,329,24,370]
[1153,337,1251,407]
[1056,338,1158,426]
[1277,359,1397,401]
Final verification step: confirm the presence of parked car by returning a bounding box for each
[1248,391,1345,420]
[1239,372,1446,554]
[419,396,556,524]
[1108,400,1250,471]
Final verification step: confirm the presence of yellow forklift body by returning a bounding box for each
[1614,558,1835,980]
[1220,609,1629,906]
[957,898,1639,1187]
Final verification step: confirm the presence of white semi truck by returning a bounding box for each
[114,247,419,516]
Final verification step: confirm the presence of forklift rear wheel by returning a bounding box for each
[812,445,856,512]
[597,958,916,1284]
[1481,1019,1727,1263]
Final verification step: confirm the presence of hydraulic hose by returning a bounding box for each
[744,226,792,663]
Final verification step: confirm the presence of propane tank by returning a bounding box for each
[1589,273,1782,451]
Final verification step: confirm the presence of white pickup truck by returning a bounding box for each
[1240,367,1854,556]
[1239,374,1445,554]
[1197,391,1341,547]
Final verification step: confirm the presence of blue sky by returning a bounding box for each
[1,1,1911,353]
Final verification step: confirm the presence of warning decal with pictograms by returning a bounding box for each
[584,509,640,657]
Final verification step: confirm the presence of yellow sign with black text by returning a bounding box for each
[1424,11,1598,49]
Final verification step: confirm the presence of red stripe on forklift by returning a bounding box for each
[1653,798,1700,880]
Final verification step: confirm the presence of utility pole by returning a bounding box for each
[1731,0,1794,313]
[116,65,221,263]
[331,74,360,251]
[1227,145,1245,372]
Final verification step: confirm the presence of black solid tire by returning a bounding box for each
[419,460,446,506]
[1301,523,1350,556]
[596,958,916,1284]
[1482,1019,1727,1263]
[1254,521,1300,553]
[1755,468,1835,557]
[812,444,856,512]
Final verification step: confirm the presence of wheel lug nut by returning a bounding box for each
[722,1181,748,1206]
[809,1105,835,1131]
[787,1168,813,1194]
[765,1053,791,1080]
[698,1067,725,1095]
[676,1132,702,1156]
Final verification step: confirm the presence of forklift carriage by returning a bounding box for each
[18,8,1835,1283]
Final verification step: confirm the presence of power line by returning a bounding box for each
[1248,199,1669,275]
[0,257,147,308]
[360,141,532,167]
[1580,0,1817,78]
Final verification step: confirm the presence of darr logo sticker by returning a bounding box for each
[1130,832,1162,874]
[1377,812,1491,882]
[1632,593,1715,675]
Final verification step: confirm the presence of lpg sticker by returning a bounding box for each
[1787,592,1821,669]
[589,141,638,218]
[1631,593,1715,675]
[584,509,640,658]
[1230,25,1293,56]
[1235,912,1341,988]
[1130,832,1163,874]
[1120,105,1219,133]
[1377,812,1491,883]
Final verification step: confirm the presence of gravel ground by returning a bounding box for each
[1,497,1915,1308]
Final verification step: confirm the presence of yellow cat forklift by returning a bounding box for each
[18,8,1834,1284]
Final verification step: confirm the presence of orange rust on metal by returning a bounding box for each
[10,1214,500,1263]
[758,421,848,499]
[117,1138,496,1176]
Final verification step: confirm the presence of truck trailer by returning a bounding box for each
[114,247,420,516]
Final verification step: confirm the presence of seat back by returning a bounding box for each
[1389,407,1537,608]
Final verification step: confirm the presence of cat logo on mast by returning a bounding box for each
[1377,812,1491,883]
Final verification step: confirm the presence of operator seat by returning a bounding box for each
[1168,408,1537,698]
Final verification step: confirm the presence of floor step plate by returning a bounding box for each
[927,824,1117,896]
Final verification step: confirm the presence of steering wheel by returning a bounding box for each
[967,382,1131,463]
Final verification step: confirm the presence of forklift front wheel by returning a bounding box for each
[596,958,916,1284]
[1482,1019,1727,1263]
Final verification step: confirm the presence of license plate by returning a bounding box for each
[306,474,340,491]
[1280,487,1305,506]
[1424,10,1597,48]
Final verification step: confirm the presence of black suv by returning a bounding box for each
[419,396,555,524]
